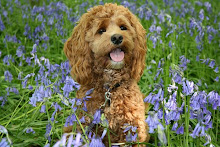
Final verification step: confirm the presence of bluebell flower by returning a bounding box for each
[199,9,204,20]
[23,23,31,38]
[65,114,77,127]
[149,24,155,32]
[16,45,25,57]
[179,55,190,71]
[66,134,74,147]
[208,34,213,43]
[76,99,82,106]
[158,11,165,23]
[125,131,137,142]
[0,96,7,107]
[45,123,52,142]
[26,127,35,134]
[145,9,152,20]
[214,66,219,73]
[204,2,211,12]
[79,116,86,123]
[72,133,82,147]
[165,91,177,110]
[207,91,220,110]
[29,91,37,107]
[137,6,144,19]
[62,76,79,97]
[3,55,14,66]
[54,133,67,147]
[209,60,215,68]
[0,138,10,147]
[89,135,105,147]
[10,87,19,94]
[51,102,62,122]
[25,57,32,65]
[182,80,194,96]
[4,70,13,82]
[40,105,46,113]
[167,83,178,93]
[101,128,107,139]
[37,85,45,101]
[146,111,164,133]
[156,26,162,34]
[214,76,219,82]
[92,109,101,124]
[176,124,184,134]
[158,124,167,145]
[0,15,5,31]
[44,143,50,147]
[172,122,178,131]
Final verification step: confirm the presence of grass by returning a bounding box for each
[0,0,219,146]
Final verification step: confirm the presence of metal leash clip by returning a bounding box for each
[100,89,111,109]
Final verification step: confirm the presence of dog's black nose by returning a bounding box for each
[111,34,123,45]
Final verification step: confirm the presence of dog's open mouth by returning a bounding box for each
[109,48,124,62]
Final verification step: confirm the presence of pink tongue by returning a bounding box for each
[110,48,124,62]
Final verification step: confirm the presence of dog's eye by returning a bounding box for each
[120,26,127,30]
[98,28,106,34]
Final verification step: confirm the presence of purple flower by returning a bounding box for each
[158,124,167,145]
[4,70,13,82]
[54,134,67,147]
[51,103,62,122]
[199,9,204,20]
[45,123,52,141]
[0,138,10,147]
[0,96,7,107]
[72,133,82,147]
[182,80,194,96]
[0,15,5,31]
[190,123,206,138]
[80,116,86,123]
[214,67,219,73]
[89,136,105,147]
[167,83,178,93]
[26,127,35,134]
[156,26,162,34]
[3,55,14,66]
[31,44,37,54]
[176,125,184,134]
[145,111,164,133]
[65,114,77,127]
[36,85,45,101]
[208,34,213,43]
[179,55,190,71]
[92,109,101,124]
[165,91,177,110]
[209,60,215,68]
[62,76,79,97]
[40,105,46,113]
[207,91,220,110]
[214,76,219,82]
[10,87,19,94]
[204,2,212,12]
[126,131,137,142]
[172,122,178,131]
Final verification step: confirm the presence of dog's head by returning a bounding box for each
[64,3,147,85]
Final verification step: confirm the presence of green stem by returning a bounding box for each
[184,96,189,147]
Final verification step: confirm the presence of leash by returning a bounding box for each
[86,83,121,134]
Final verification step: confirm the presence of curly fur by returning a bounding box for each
[64,3,149,145]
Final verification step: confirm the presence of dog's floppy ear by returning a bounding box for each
[64,14,93,85]
[130,14,147,81]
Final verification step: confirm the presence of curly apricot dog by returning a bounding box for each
[64,3,149,145]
